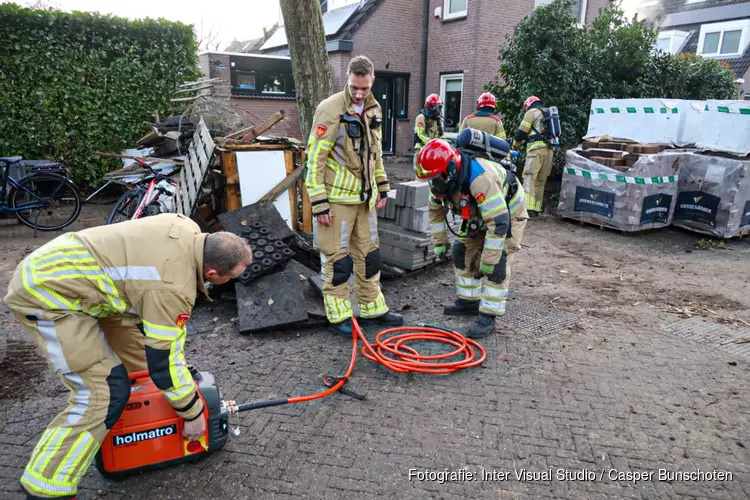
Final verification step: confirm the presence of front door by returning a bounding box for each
[372,74,395,154]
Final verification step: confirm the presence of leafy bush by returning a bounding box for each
[0,3,201,188]
[488,0,738,157]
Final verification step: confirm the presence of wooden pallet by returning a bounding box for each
[173,117,215,217]
[560,215,666,235]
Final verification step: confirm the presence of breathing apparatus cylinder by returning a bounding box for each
[457,128,510,160]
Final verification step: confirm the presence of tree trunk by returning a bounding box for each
[279,0,334,145]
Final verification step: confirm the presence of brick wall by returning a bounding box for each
[230,98,302,139]
[349,0,424,156]
[426,0,535,131]
[199,52,301,139]
[203,53,232,98]
[329,52,351,91]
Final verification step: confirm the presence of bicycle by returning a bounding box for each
[105,157,180,225]
[0,156,82,231]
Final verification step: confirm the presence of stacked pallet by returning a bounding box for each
[376,180,458,271]
[671,152,750,238]
[557,147,681,232]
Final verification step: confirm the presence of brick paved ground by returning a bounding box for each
[1,206,749,500]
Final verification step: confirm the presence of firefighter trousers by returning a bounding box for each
[524,147,553,212]
[5,286,145,499]
[451,214,527,316]
[315,201,389,324]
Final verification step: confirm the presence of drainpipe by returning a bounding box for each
[419,0,429,105]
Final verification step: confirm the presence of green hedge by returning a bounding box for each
[0,4,201,188]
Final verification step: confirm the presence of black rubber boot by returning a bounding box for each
[528,210,539,218]
[359,312,404,327]
[466,312,496,339]
[328,319,353,337]
[443,298,480,316]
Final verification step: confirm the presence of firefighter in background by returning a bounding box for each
[413,93,445,166]
[512,95,554,217]
[459,92,506,139]
[3,214,252,500]
[304,55,404,336]
[415,138,528,339]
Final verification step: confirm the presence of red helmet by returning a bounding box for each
[424,93,443,109]
[523,95,541,112]
[415,139,461,180]
[476,92,496,110]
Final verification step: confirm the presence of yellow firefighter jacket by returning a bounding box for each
[428,157,525,266]
[512,107,549,153]
[414,112,444,152]
[459,112,506,139]
[305,86,390,215]
[4,214,208,421]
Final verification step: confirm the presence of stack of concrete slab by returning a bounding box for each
[376,181,458,271]
[377,180,431,232]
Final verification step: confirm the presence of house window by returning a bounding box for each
[655,30,690,54]
[440,73,464,135]
[570,0,588,24]
[234,71,257,90]
[535,0,587,24]
[260,72,287,94]
[698,20,750,57]
[443,0,467,20]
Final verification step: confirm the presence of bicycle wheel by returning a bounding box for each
[106,187,145,225]
[9,172,82,231]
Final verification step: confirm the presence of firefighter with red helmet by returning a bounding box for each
[414,93,445,160]
[460,92,506,139]
[512,95,553,217]
[415,138,527,339]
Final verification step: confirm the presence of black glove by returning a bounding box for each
[489,252,508,283]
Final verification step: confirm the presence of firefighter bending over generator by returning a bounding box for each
[304,55,404,336]
[416,132,528,339]
[459,92,506,140]
[3,214,252,500]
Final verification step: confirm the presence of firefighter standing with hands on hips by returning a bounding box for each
[512,95,555,217]
[413,93,445,169]
[416,133,528,339]
[3,214,252,500]
[459,92,506,140]
[304,55,404,336]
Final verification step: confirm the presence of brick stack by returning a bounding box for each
[376,181,458,271]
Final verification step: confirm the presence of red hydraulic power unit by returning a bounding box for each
[95,368,230,479]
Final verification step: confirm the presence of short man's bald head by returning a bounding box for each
[203,232,252,274]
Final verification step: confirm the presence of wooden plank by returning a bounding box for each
[172,84,214,95]
[169,95,209,103]
[196,142,209,171]
[259,165,304,205]
[94,152,184,165]
[222,143,298,151]
[299,150,312,233]
[285,151,298,232]
[184,144,198,209]
[224,110,285,142]
[221,151,241,212]
[179,77,221,88]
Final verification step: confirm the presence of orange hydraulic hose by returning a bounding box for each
[232,318,486,413]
